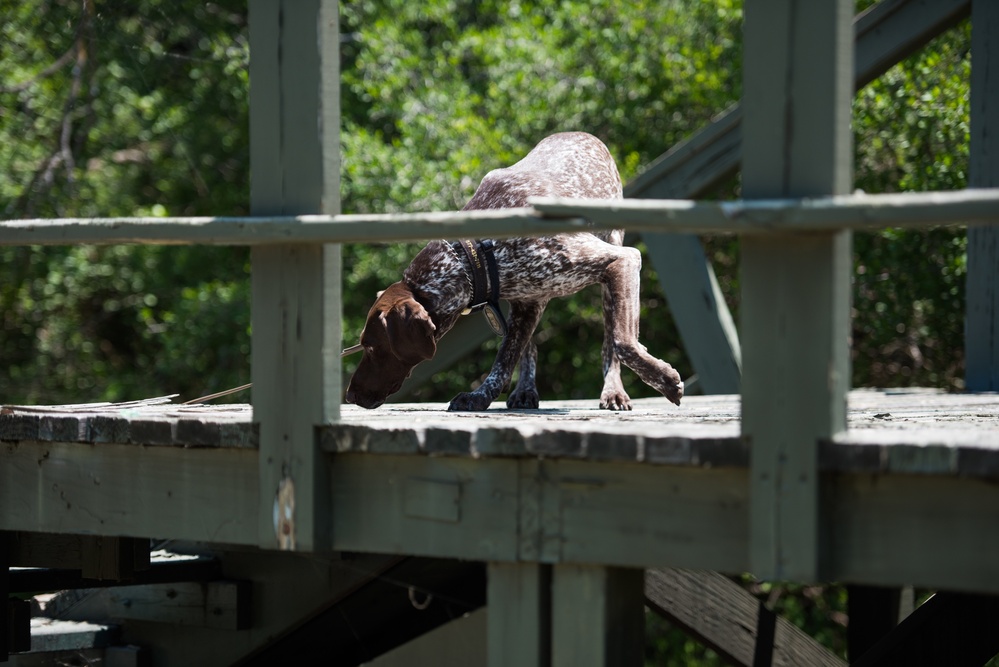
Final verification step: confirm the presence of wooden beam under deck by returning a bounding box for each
[2,393,997,594]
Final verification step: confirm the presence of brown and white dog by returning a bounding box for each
[344,131,684,411]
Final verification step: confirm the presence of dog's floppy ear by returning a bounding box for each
[381,298,437,364]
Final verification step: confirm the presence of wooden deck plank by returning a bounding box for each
[1,392,996,592]
[2,392,997,476]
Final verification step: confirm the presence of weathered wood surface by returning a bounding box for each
[966,0,999,391]
[248,0,341,553]
[26,618,118,653]
[0,399,256,448]
[2,391,997,476]
[0,209,588,246]
[531,189,999,234]
[2,394,998,590]
[550,565,644,667]
[644,568,845,667]
[44,581,251,630]
[487,563,550,667]
[2,188,999,247]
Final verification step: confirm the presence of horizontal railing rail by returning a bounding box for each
[2,189,998,246]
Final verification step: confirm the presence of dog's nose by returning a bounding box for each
[345,387,384,409]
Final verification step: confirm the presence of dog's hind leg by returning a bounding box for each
[596,230,632,410]
[599,283,632,410]
[602,246,684,406]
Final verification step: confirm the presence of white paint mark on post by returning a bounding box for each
[274,476,296,550]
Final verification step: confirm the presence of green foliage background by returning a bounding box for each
[0,0,971,407]
[0,1,978,662]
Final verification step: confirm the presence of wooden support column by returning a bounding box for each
[1,534,30,660]
[550,564,644,667]
[847,585,903,662]
[966,0,999,391]
[645,568,845,667]
[851,592,999,667]
[741,0,854,581]
[2,532,9,661]
[80,536,150,581]
[249,0,341,551]
[487,562,551,667]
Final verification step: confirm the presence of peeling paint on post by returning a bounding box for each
[274,477,296,551]
[249,0,341,551]
[741,0,853,581]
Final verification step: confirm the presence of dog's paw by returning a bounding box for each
[599,390,632,411]
[662,377,684,406]
[448,391,493,412]
[654,364,684,406]
[507,389,540,410]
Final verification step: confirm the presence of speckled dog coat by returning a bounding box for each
[345,131,684,411]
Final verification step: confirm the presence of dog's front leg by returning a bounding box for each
[448,300,546,412]
[507,340,540,409]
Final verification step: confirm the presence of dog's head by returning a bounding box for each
[345,282,437,409]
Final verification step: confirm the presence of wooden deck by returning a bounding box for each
[2,390,998,594]
[4,390,997,473]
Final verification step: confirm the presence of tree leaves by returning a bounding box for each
[0,1,974,406]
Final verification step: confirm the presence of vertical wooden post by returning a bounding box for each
[741,0,854,580]
[80,536,149,581]
[966,0,999,391]
[847,585,903,662]
[550,564,644,667]
[487,562,551,667]
[249,0,341,551]
[1,532,9,661]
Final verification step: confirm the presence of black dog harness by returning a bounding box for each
[453,239,508,336]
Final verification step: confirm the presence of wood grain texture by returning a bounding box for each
[328,453,750,573]
[821,473,999,590]
[0,441,257,545]
[487,563,550,667]
[740,0,854,582]
[551,564,644,667]
[47,581,250,630]
[3,392,997,478]
[966,0,999,391]
[532,189,999,233]
[644,568,845,667]
[0,407,996,592]
[0,404,256,448]
[4,189,999,246]
[0,210,588,246]
[249,0,341,552]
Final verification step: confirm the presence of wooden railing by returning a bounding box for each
[4,189,998,245]
[1,0,996,578]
